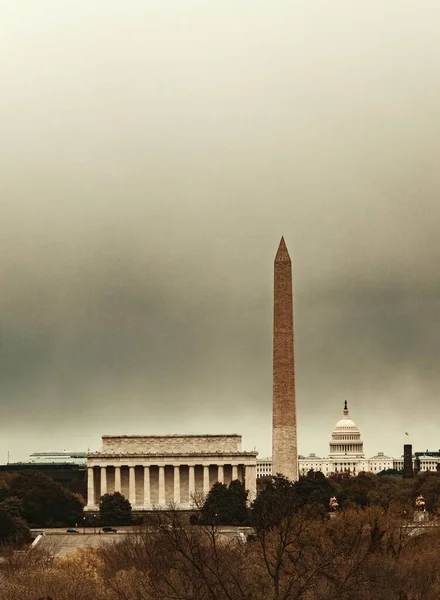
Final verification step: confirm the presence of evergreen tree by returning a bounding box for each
[251,474,300,531]
[200,480,249,525]
[227,479,248,524]
[6,471,84,527]
[99,492,132,525]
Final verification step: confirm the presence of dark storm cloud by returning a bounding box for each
[1,1,440,460]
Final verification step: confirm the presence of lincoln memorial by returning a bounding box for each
[85,434,258,511]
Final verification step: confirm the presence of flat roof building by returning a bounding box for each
[85,434,257,512]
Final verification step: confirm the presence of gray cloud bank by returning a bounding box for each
[1,1,440,460]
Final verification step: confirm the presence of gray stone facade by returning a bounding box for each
[85,434,257,511]
[101,434,242,454]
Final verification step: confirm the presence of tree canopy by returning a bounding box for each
[250,470,440,530]
[99,492,132,526]
[0,508,30,547]
[200,480,249,525]
[1,471,84,527]
[251,474,300,530]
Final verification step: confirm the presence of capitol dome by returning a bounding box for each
[334,417,358,431]
[329,401,364,458]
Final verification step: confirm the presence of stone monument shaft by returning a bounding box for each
[272,237,298,480]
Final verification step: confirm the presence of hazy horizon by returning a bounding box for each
[2,1,440,463]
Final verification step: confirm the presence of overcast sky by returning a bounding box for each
[1,1,440,463]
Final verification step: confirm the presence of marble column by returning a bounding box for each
[173,465,181,505]
[188,465,195,500]
[232,464,239,481]
[203,464,210,495]
[129,466,136,506]
[114,466,121,493]
[100,466,107,496]
[87,467,95,507]
[217,464,224,484]
[143,466,150,508]
[245,465,257,501]
[158,466,166,506]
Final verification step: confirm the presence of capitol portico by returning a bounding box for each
[85,434,258,512]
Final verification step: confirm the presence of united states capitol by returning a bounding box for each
[257,401,438,479]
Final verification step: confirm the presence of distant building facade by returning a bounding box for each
[257,402,413,478]
[85,434,257,512]
[0,451,86,493]
[256,457,273,479]
[24,451,87,465]
[298,401,393,476]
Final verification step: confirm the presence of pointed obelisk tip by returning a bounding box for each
[275,236,291,262]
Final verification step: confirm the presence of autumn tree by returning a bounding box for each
[0,495,24,518]
[0,508,31,547]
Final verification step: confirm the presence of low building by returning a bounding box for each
[414,453,440,472]
[256,457,273,479]
[0,451,87,494]
[23,451,87,465]
[85,434,257,512]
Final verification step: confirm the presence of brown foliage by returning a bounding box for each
[1,509,440,600]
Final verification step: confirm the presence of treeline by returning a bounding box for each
[2,471,440,598]
[0,471,84,546]
[301,469,440,513]
[198,470,440,528]
[2,506,440,599]
[2,468,440,546]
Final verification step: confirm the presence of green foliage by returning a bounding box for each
[99,492,132,525]
[200,483,229,524]
[252,472,337,530]
[378,468,402,476]
[251,474,300,530]
[251,470,433,530]
[5,471,84,527]
[294,472,335,511]
[331,472,375,508]
[413,472,440,513]
[200,480,248,525]
[330,472,414,511]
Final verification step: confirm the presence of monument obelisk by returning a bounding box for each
[272,237,298,481]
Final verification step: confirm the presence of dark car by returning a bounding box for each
[66,529,79,534]
[102,526,117,533]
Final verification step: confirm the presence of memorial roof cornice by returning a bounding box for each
[101,434,241,439]
[87,451,258,458]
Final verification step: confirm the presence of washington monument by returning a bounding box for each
[272,237,298,481]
